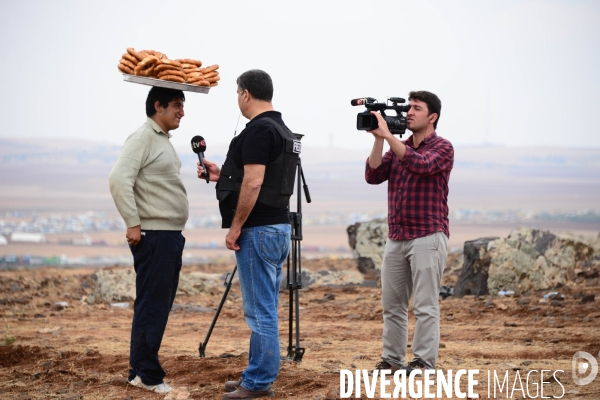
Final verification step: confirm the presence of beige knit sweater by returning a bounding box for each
[109,118,189,230]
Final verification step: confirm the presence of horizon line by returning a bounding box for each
[1,137,600,151]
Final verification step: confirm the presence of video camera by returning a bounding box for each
[351,97,411,137]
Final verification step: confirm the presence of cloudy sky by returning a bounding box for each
[1,0,599,151]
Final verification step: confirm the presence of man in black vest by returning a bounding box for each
[198,69,298,399]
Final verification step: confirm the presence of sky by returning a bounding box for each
[1,0,599,151]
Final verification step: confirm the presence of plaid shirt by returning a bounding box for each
[365,132,454,240]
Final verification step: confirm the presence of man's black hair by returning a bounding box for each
[236,69,273,102]
[145,87,185,117]
[409,91,442,129]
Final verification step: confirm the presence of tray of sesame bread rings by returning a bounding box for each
[118,47,220,94]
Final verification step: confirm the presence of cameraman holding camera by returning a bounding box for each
[365,91,454,374]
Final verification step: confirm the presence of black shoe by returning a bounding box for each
[372,360,399,374]
[402,359,428,374]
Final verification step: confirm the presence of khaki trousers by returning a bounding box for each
[380,232,447,369]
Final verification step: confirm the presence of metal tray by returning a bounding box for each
[122,74,210,94]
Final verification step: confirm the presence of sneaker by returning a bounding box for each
[372,360,399,374]
[128,375,173,394]
[402,359,428,375]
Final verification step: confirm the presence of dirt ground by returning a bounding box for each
[1,258,599,399]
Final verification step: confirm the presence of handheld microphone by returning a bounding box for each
[350,97,376,106]
[191,135,209,183]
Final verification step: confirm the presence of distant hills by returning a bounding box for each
[1,138,599,223]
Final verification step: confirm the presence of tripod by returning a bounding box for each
[286,142,311,361]
[198,143,311,361]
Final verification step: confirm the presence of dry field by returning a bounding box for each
[1,258,599,399]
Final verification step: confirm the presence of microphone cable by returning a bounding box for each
[233,111,242,137]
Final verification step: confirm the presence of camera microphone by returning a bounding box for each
[350,97,376,106]
[191,135,209,184]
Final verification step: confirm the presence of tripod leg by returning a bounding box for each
[287,248,294,358]
[293,239,305,362]
[198,265,237,357]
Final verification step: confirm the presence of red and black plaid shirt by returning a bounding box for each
[365,132,454,240]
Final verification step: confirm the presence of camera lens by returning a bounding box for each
[357,113,378,130]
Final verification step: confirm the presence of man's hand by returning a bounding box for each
[126,225,142,246]
[367,111,393,140]
[224,164,264,251]
[197,160,220,182]
[368,111,407,161]
[225,227,241,251]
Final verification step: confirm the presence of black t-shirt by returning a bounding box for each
[219,111,291,229]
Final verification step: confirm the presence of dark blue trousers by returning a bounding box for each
[128,230,185,385]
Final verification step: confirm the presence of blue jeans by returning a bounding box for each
[235,223,291,392]
[128,230,185,385]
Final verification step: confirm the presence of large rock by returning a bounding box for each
[91,265,372,303]
[346,219,463,284]
[347,219,388,277]
[486,238,565,294]
[91,267,136,302]
[453,237,499,297]
[177,272,224,295]
[296,269,371,287]
[91,267,222,303]
[508,227,599,269]
[454,227,600,297]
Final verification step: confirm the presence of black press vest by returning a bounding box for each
[215,117,301,208]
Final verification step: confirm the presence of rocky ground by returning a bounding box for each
[1,258,599,399]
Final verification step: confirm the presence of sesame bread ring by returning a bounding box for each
[120,58,137,70]
[206,76,220,83]
[154,64,182,73]
[141,50,167,60]
[183,68,201,74]
[202,64,219,73]
[158,59,182,68]
[158,75,186,83]
[122,53,138,64]
[142,65,157,77]
[192,80,211,87]
[134,56,159,77]
[187,75,206,82]
[209,81,219,87]
[138,52,152,60]
[186,72,204,79]
[157,69,187,79]
[176,59,202,67]
[137,55,158,67]
[118,62,134,75]
[126,47,145,62]
[202,71,217,79]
